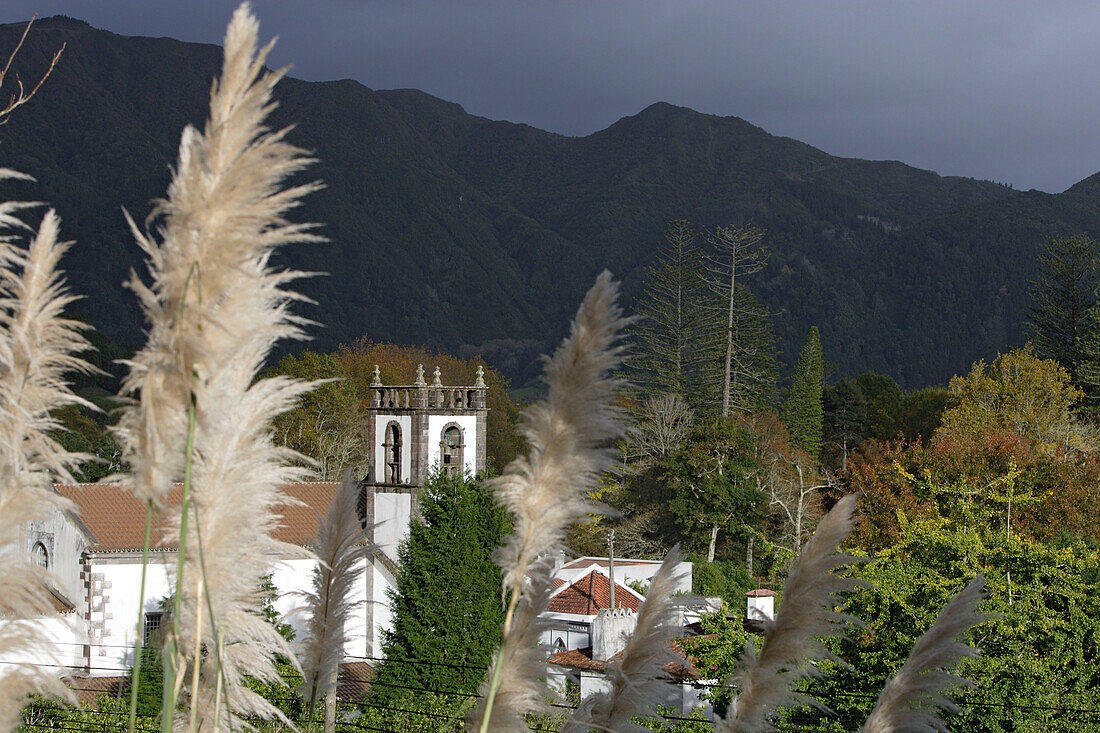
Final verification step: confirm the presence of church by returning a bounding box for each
[3,365,488,683]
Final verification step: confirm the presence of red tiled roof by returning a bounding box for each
[55,482,340,552]
[64,675,127,707]
[548,640,699,681]
[745,589,777,597]
[337,661,374,703]
[547,569,641,615]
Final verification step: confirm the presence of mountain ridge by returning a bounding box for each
[0,16,1088,388]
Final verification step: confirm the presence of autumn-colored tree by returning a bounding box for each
[847,429,1100,552]
[741,410,826,554]
[936,346,1089,455]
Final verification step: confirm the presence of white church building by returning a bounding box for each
[3,365,488,684]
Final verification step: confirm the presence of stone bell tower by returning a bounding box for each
[364,363,489,489]
[358,364,488,656]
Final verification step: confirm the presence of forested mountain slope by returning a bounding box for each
[2,16,1090,387]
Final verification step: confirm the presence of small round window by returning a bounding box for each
[32,542,48,569]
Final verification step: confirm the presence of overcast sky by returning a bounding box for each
[3,1,1099,193]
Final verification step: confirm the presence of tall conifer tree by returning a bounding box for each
[628,220,710,406]
[702,224,776,417]
[370,472,509,703]
[1027,235,1100,384]
[782,326,825,457]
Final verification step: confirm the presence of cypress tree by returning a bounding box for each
[369,472,509,704]
[782,327,824,457]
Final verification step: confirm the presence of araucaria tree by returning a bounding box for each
[703,224,777,417]
[371,472,509,704]
[628,220,710,405]
[1026,235,1099,385]
[782,326,825,458]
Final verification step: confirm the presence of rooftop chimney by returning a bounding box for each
[745,589,777,623]
[591,607,637,661]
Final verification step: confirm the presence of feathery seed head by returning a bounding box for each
[721,493,864,733]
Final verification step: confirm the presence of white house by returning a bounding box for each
[2,365,489,692]
[543,556,720,716]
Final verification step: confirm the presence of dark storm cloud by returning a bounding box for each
[3,0,1100,192]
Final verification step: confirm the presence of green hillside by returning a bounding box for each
[1,16,1085,387]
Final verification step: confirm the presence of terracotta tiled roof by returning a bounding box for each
[64,675,128,707]
[337,661,374,703]
[745,589,777,597]
[55,482,340,552]
[548,640,699,681]
[547,569,642,615]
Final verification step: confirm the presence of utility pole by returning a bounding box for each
[607,528,616,610]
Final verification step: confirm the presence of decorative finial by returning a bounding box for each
[415,363,426,387]
[475,365,487,388]
[370,364,382,387]
[431,366,443,387]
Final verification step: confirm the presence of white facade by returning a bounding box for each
[2,482,416,683]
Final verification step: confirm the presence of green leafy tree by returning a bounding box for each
[804,516,1100,732]
[370,472,509,704]
[657,419,764,562]
[269,350,367,479]
[937,346,1087,455]
[782,327,824,457]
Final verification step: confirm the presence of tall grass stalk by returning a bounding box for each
[0,188,94,731]
[719,493,863,733]
[126,498,154,733]
[113,3,323,729]
[860,576,987,733]
[470,271,630,732]
[298,471,372,733]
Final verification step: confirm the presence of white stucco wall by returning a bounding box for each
[426,414,478,476]
[0,615,86,678]
[370,560,398,658]
[274,556,372,661]
[24,506,91,607]
[373,492,412,565]
[89,554,175,672]
[373,414,412,484]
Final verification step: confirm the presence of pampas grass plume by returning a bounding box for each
[719,493,863,733]
[298,471,372,718]
[0,187,94,730]
[112,4,323,728]
[467,558,556,733]
[470,271,630,732]
[860,576,987,733]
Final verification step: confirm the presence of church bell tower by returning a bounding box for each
[364,363,489,489]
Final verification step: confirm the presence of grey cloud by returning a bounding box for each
[2,0,1099,191]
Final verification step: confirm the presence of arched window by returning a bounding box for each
[32,542,48,569]
[441,424,464,478]
[384,422,402,484]
[553,636,566,653]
